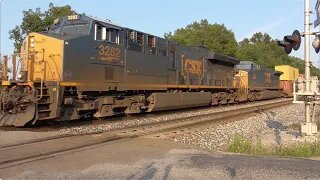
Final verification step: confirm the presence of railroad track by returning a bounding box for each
[0,99,292,169]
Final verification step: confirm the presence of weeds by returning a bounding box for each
[274,143,320,157]
[227,134,320,158]
[227,134,252,153]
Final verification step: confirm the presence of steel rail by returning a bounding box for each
[0,99,292,169]
[116,99,292,137]
[0,99,291,148]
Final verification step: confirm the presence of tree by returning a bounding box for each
[249,32,271,44]
[239,38,250,47]
[165,19,238,57]
[237,33,293,67]
[236,32,320,77]
[9,3,75,53]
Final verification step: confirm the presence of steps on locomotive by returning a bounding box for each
[34,83,52,120]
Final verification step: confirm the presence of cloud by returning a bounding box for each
[237,18,287,41]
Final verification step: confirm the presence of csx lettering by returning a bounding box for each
[98,45,121,62]
[184,59,202,75]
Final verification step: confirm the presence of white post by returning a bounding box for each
[302,0,318,136]
[305,0,312,135]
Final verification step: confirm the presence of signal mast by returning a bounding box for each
[278,0,318,136]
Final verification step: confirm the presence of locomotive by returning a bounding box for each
[0,14,283,127]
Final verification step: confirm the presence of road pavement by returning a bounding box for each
[1,137,320,179]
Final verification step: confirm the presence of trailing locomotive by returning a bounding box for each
[236,61,283,101]
[0,14,283,127]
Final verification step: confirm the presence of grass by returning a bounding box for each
[227,134,320,158]
[227,134,252,154]
[273,143,320,157]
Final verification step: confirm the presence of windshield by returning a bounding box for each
[49,21,90,36]
[62,24,89,35]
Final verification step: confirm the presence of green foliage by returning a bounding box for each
[165,19,238,57]
[237,33,291,67]
[237,32,320,77]
[9,26,24,54]
[9,3,75,53]
[228,135,320,158]
[255,138,265,155]
[227,135,266,155]
[227,134,252,153]
[274,143,320,157]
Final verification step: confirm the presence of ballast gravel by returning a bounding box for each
[57,99,289,135]
[171,103,320,150]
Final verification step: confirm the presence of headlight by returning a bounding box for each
[30,37,35,48]
[17,72,23,80]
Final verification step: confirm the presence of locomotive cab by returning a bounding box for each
[0,14,93,126]
[21,14,91,82]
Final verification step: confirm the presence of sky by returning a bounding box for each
[0,0,319,66]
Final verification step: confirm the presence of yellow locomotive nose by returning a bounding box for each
[21,32,64,83]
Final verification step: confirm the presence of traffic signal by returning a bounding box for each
[277,30,301,54]
[312,34,320,53]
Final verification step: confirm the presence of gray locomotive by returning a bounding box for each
[0,14,282,126]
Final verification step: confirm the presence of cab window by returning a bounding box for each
[95,23,120,44]
[109,29,119,44]
[128,30,141,51]
[95,24,104,41]
[137,32,144,45]
[146,35,156,54]
[147,36,156,47]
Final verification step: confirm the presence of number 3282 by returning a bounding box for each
[98,45,121,61]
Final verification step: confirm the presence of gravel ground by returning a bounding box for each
[171,103,320,150]
[57,98,289,135]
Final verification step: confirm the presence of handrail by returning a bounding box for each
[36,76,43,101]
[35,50,45,101]
[1,55,8,81]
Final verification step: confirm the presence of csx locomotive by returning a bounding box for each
[0,14,283,127]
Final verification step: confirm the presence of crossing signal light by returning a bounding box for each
[312,35,320,53]
[277,40,294,54]
[277,30,301,54]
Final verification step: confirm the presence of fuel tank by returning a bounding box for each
[147,92,212,112]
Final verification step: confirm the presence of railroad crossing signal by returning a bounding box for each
[277,30,302,54]
[312,34,320,53]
